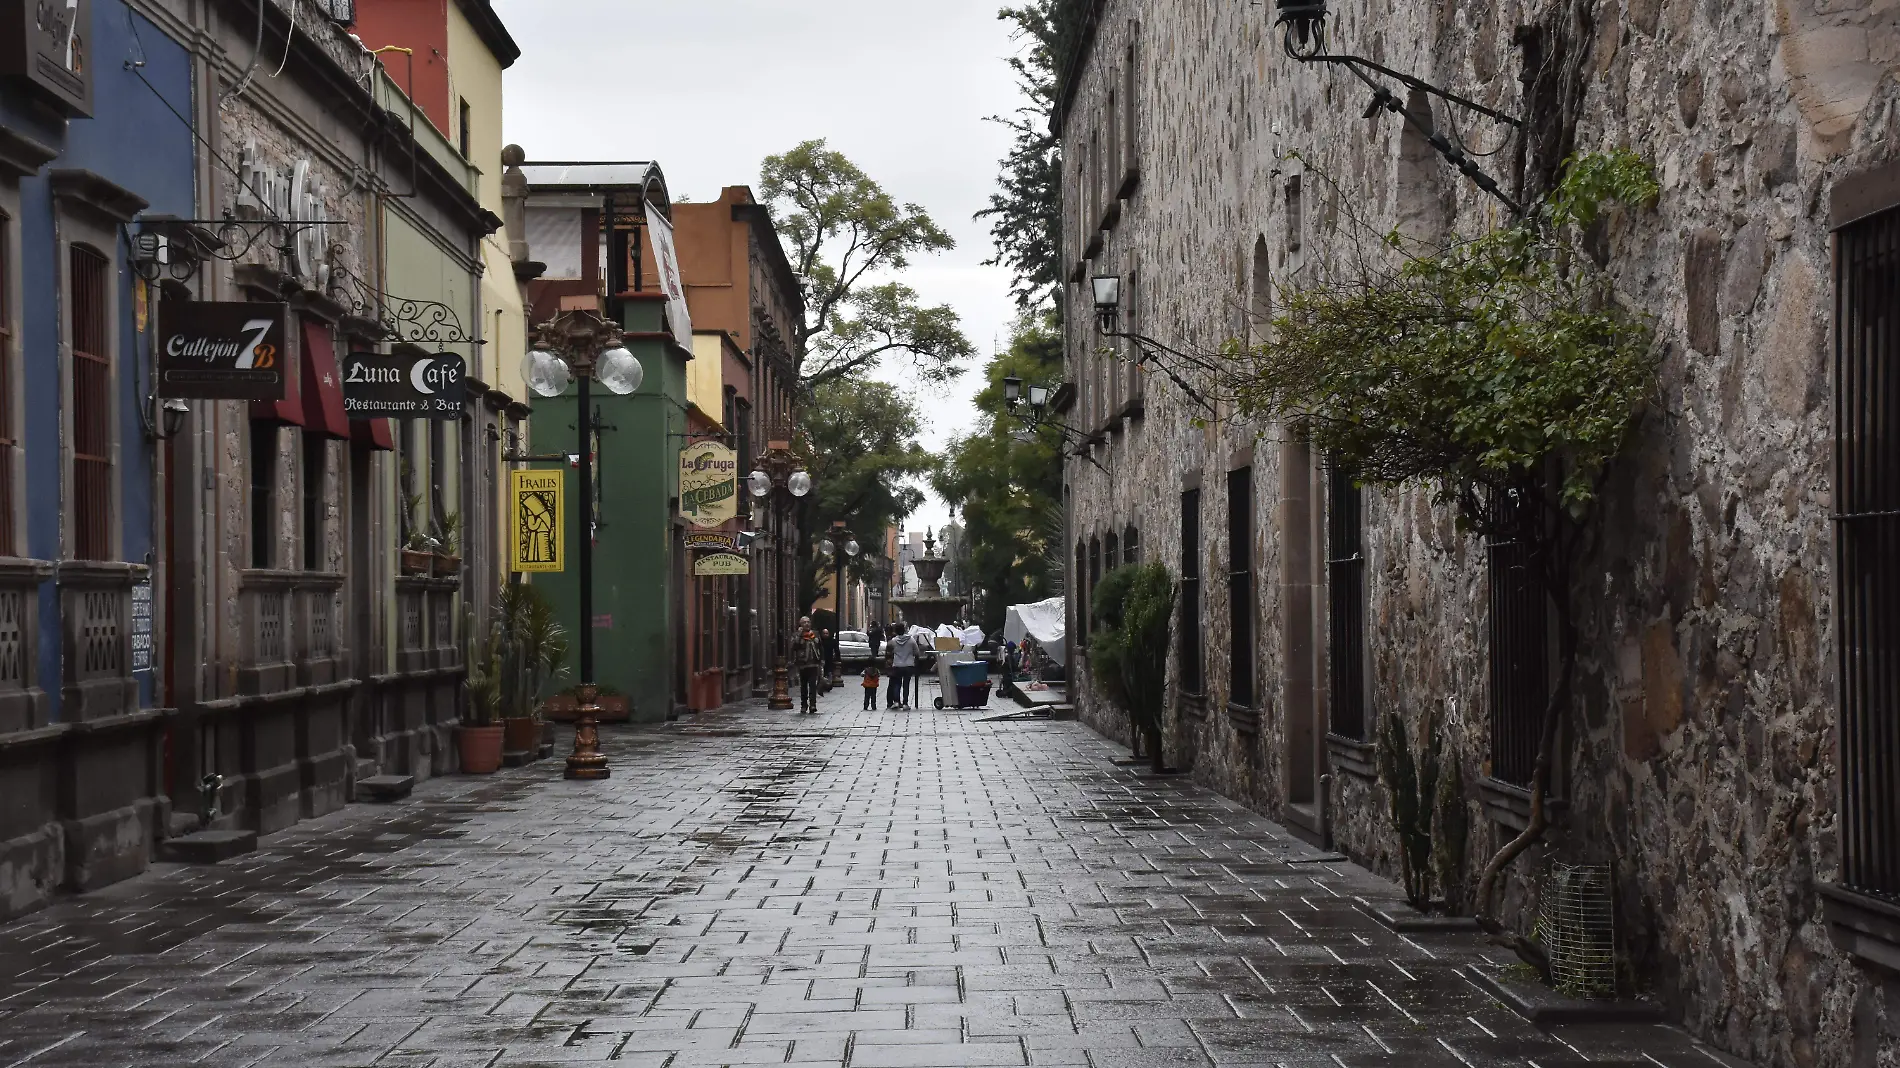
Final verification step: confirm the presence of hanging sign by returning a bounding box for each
[0,0,93,116]
[685,532,737,552]
[694,553,750,577]
[678,442,738,528]
[342,352,466,419]
[129,580,153,673]
[156,301,288,400]
[510,469,564,573]
[644,200,694,343]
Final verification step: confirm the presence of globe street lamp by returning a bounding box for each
[749,439,811,710]
[825,520,860,686]
[526,309,644,780]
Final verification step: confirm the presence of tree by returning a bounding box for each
[796,378,937,615]
[1228,150,1661,971]
[1118,563,1176,773]
[933,313,1066,634]
[977,2,1067,308]
[761,141,975,389]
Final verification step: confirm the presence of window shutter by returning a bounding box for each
[1120,31,1140,196]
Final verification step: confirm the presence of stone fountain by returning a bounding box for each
[889,530,962,631]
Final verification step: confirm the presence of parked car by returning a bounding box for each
[838,631,873,667]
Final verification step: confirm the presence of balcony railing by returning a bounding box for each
[237,570,347,695]
[394,575,461,674]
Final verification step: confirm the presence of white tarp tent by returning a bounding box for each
[1005,597,1067,661]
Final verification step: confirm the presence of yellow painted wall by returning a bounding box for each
[688,333,725,427]
[446,2,525,398]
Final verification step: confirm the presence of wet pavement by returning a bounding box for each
[0,683,1745,1068]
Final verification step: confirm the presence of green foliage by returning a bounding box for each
[933,313,1066,632]
[979,2,1064,308]
[1379,710,1443,910]
[1118,563,1175,749]
[487,583,570,722]
[760,140,974,387]
[797,378,936,614]
[1086,565,1139,713]
[1229,150,1661,524]
[1436,753,1470,913]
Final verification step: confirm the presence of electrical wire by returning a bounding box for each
[222,0,270,107]
[270,0,299,79]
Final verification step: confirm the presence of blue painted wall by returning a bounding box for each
[5,1,196,717]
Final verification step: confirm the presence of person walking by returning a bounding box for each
[886,627,916,710]
[792,617,823,714]
[861,660,881,711]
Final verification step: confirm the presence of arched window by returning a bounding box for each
[1104,531,1120,575]
[1123,525,1140,565]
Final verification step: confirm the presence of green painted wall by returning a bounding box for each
[533,299,690,722]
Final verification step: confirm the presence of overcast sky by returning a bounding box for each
[494,0,1027,539]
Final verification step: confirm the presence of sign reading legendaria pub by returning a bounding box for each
[678,443,738,529]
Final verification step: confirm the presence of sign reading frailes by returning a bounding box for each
[678,443,738,529]
[342,352,466,419]
[510,469,564,573]
[157,302,288,400]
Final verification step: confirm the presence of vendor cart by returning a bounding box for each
[934,654,991,710]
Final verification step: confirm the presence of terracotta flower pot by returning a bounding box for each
[434,553,461,578]
[457,724,504,774]
[399,549,433,576]
[502,716,540,754]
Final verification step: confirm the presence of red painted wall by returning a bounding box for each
[350,0,453,137]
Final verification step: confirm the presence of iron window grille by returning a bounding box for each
[250,421,277,568]
[1228,467,1256,709]
[1835,201,1900,897]
[1124,525,1139,565]
[1487,485,1549,787]
[0,212,12,556]
[1105,532,1120,575]
[1180,489,1203,695]
[1326,463,1368,741]
[70,246,111,561]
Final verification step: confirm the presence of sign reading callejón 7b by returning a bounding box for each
[510,469,564,573]
[678,443,738,529]
[156,302,288,399]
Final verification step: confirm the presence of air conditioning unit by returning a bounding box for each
[321,0,355,24]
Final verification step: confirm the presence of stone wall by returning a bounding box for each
[1058,1,1900,1066]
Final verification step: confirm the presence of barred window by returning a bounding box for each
[1327,464,1368,741]
[1105,531,1120,575]
[250,421,277,569]
[0,211,13,556]
[70,245,112,561]
[1123,524,1139,565]
[1835,201,1900,896]
[1179,489,1202,694]
[1228,467,1255,709]
[1487,486,1548,786]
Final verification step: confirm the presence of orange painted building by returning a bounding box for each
[673,187,803,708]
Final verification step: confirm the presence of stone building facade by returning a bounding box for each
[1057,1,1900,1066]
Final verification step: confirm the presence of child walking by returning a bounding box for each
[861,661,881,711]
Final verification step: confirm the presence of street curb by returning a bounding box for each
[1353,896,1483,932]
[1464,963,1667,1025]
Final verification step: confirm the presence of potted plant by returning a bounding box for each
[433,509,462,578]
[497,583,568,753]
[399,491,435,575]
[459,619,505,773]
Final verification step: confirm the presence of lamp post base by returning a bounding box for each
[768,657,794,710]
[564,684,611,780]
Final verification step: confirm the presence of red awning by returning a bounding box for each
[299,320,351,439]
[351,418,395,450]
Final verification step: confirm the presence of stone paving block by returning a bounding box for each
[0,692,1761,1068]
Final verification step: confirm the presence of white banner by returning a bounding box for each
[645,201,694,344]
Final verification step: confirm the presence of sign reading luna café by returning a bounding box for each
[341,352,467,419]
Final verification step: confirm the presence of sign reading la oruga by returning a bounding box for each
[678,443,738,529]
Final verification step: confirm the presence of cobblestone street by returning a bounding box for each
[0,685,1743,1068]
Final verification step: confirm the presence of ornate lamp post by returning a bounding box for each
[524,309,645,780]
[819,521,860,686]
[748,440,811,710]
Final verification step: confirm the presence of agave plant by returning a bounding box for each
[495,583,569,720]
